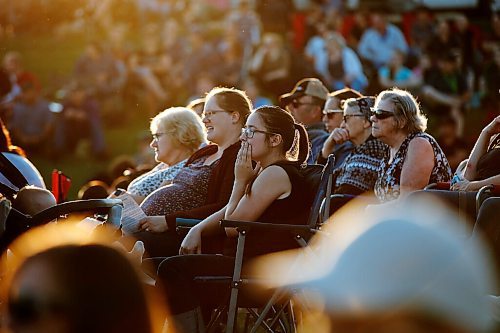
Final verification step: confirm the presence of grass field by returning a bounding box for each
[1,32,152,199]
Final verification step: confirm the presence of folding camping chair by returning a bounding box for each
[0,198,123,252]
[193,155,336,333]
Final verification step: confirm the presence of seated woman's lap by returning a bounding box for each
[157,254,235,315]
[133,230,182,258]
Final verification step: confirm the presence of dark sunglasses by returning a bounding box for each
[8,295,67,325]
[322,109,343,120]
[370,108,395,120]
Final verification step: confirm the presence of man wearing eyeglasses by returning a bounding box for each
[318,88,363,167]
[280,78,329,164]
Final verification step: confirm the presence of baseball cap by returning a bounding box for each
[280,78,329,106]
[329,88,363,102]
[252,198,496,332]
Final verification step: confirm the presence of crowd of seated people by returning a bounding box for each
[1,2,500,332]
[2,2,498,158]
[0,81,499,333]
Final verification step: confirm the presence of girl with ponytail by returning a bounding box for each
[158,106,319,332]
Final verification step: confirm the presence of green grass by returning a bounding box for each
[2,32,151,199]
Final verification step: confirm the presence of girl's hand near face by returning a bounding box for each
[235,141,261,185]
[484,115,500,136]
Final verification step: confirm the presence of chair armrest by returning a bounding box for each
[220,219,314,236]
[425,182,451,190]
[477,185,500,211]
[30,199,123,227]
[176,218,202,228]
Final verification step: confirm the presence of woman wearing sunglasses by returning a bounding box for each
[371,88,452,203]
[158,106,314,333]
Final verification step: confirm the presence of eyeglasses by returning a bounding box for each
[291,100,316,108]
[370,108,395,120]
[343,114,366,122]
[152,132,167,141]
[202,110,232,118]
[322,109,343,120]
[242,127,277,139]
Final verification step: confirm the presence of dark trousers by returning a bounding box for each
[158,254,235,315]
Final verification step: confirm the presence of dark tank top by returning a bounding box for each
[224,161,317,258]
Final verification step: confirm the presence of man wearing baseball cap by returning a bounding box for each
[280,78,329,164]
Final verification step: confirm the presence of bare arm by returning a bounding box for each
[225,166,290,222]
[224,142,288,221]
[399,137,435,198]
[463,116,500,181]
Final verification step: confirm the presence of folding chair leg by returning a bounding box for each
[287,301,297,333]
[207,305,227,333]
[226,231,246,333]
[249,290,285,333]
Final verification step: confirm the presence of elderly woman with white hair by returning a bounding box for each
[126,107,206,203]
[371,88,452,203]
[316,32,368,92]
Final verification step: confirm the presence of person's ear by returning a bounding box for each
[269,133,282,147]
[396,117,407,130]
[363,119,372,129]
[231,111,241,124]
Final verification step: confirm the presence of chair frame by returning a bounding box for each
[1,198,123,252]
[217,155,336,333]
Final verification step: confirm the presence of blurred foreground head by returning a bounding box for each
[1,223,166,333]
[254,198,497,333]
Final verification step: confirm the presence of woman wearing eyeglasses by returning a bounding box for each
[330,97,388,195]
[318,88,363,167]
[371,88,452,203]
[125,107,206,204]
[158,106,314,332]
[130,87,251,258]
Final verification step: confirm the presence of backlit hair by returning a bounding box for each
[205,87,253,124]
[375,88,427,133]
[150,107,206,153]
[254,105,309,166]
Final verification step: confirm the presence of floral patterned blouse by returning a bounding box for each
[375,132,452,203]
[127,160,187,198]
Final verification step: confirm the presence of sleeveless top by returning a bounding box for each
[140,156,213,216]
[225,161,317,258]
[476,133,500,180]
[375,132,452,203]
